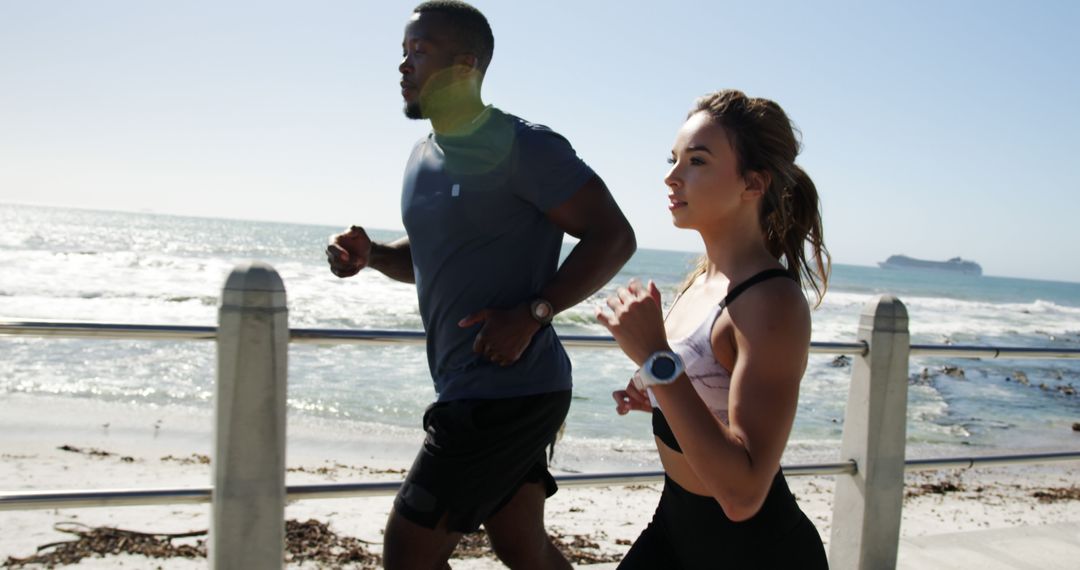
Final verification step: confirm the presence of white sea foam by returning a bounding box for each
[2,203,1079,464]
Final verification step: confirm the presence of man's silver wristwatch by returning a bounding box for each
[638,350,685,387]
[529,298,555,326]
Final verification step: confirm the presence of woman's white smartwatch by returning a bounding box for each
[638,350,685,387]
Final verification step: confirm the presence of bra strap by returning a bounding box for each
[719,268,796,310]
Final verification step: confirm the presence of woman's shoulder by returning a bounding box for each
[721,275,811,347]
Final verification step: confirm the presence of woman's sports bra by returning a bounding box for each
[649,268,796,453]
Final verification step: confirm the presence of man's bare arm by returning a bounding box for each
[541,175,636,313]
[458,175,635,367]
[369,236,415,284]
[326,227,415,284]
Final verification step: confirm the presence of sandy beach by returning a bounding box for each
[2,394,1079,568]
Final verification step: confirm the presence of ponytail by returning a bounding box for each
[762,164,829,305]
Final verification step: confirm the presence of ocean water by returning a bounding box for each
[1,203,1079,471]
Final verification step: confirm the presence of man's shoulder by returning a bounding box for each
[411,132,435,148]
[405,133,435,161]
[494,108,565,140]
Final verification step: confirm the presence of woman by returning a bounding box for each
[596,90,830,568]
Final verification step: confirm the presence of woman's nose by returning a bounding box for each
[664,166,680,189]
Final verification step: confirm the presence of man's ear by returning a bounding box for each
[455,53,479,70]
[743,170,770,200]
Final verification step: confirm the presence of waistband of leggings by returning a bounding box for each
[661,471,803,534]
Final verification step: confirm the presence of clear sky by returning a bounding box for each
[2,1,1078,282]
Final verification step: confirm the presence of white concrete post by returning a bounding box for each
[830,295,910,570]
[211,262,288,568]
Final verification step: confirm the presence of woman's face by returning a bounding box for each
[664,112,752,230]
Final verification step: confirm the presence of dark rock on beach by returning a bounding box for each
[910,365,966,385]
[829,355,851,368]
[941,365,965,378]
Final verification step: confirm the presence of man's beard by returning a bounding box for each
[403,101,423,119]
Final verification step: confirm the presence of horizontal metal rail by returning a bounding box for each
[0,318,868,353]
[909,344,1080,359]
[0,488,215,510]
[7,318,1078,360]
[903,451,1080,471]
[4,452,1078,512]
[0,320,218,342]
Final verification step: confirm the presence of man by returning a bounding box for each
[327,2,636,568]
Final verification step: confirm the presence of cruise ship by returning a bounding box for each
[878,255,983,276]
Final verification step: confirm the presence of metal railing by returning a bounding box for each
[3,271,1080,568]
[7,450,1080,514]
[7,319,1080,361]
[0,463,855,512]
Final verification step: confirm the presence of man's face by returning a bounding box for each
[399,12,462,119]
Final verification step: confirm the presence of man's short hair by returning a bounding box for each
[414,1,494,72]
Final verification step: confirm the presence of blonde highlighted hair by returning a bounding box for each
[679,90,830,305]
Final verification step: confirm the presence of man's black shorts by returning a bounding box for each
[393,389,571,533]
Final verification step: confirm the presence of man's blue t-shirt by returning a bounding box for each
[401,107,595,402]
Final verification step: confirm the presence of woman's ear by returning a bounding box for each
[743,170,770,200]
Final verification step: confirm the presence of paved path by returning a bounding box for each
[897,521,1080,569]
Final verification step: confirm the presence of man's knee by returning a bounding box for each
[383,509,460,570]
[484,482,558,567]
[488,527,552,568]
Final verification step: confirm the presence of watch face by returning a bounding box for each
[650,356,677,379]
[531,299,554,324]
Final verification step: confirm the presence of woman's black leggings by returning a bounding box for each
[618,473,828,569]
